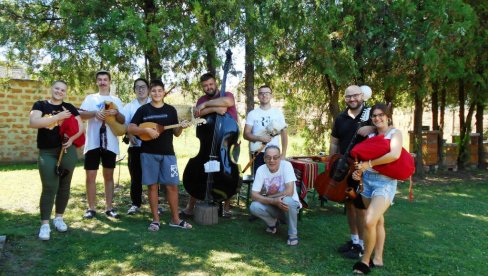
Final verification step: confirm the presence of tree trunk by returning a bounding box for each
[476,101,485,169]
[325,75,340,120]
[413,87,425,177]
[205,44,217,77]
[439,82,446,132]
[431,81,439,130]
[457,79,469,170]
[431,81,442,165]
[244,4,255,114]
[143,0,163,81]
[458,101,476,170]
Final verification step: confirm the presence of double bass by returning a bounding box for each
[183,50,240,202]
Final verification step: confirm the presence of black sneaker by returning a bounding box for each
[105,209,120,219]
[343,244,364,259]
[338,240,354,253]
[83,209,96,219]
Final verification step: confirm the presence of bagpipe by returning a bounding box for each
[104,101,126,136]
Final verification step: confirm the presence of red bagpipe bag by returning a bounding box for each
[350,134,415,181]
[59,115,85,148]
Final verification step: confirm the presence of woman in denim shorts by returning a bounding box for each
[351,103,403,274]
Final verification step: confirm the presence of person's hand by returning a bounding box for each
[62,137,73,149]
[95,110,105,121]
[357,126,375,137]
[259,134,272,143]
[104,108,118,116]
[128,134,138,145]
[352,169,362,181]
[180,120,190,129]
[355,161,370,172]
[55,109,72,121]
[194,103,205,117]
[146,128,159,139]
[276,196,289,211]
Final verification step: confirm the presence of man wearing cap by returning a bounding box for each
[79,70,125,219]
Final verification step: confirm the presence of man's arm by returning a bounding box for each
[197,106,227,117]
[357,125,376,137]
[194,95,234,117]
[329,136,339,155]
[280,128,288,159]
[251,181,294,210]
[243,124,271,143]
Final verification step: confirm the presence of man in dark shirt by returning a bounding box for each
[330,85,374,259]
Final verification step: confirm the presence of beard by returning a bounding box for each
[347,101,363,111]
[206,88,217,97]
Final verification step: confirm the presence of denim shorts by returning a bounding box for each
[141,153,179,186]
[361,170,397,205]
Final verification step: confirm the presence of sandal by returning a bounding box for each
[148,222,160,232]
[287,236,299,246]
[353,261,370,274]
[265,220,279,234]
[169,220,192,229]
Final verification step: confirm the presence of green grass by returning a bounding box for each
[1,134,487,275]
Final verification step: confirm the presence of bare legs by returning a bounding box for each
[360,196,390,267]
[149,184,181,224]
[85,168,115,211]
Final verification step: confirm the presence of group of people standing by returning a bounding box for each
[30,71,403,273]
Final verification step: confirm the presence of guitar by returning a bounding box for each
[138,118,206,141]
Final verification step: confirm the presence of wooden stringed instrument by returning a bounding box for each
[314,121,368,203]
[137,118,206,141]
[104,101,127,136]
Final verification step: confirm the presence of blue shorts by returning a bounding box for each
[140,153,179,186]
[361,170,397,205]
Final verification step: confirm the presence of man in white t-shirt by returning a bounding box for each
[244,85,287,175]
[123,78,151,215]
[79,70,125,219]
[250,145,300,246]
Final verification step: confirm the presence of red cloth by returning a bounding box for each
[59,115,85,148]
[350,134,415,181]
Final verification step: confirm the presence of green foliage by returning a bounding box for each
[0,0,487,156]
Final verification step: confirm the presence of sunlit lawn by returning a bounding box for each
[1,132,487,275]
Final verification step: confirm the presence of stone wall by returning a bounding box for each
[0,79,86,163]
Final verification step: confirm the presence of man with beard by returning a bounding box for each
[180,73,238,218]
[330,85,374,259]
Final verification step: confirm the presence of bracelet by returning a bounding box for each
[368,160,373,168]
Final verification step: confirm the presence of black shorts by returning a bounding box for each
[84,148,116,170]
[347,175,366,209]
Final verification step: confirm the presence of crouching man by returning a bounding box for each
[250,145,301,246]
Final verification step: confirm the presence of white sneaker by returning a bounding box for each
[39,224,51,241]
[53,217,68,232]
[127,205,139,215]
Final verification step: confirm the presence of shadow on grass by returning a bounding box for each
[1,172,487,274]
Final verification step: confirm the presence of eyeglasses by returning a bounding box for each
[135,85,148,90]
[344,93,362,100]
[371,113,386,119]
[258,92,272,96]
[264,155,280,161]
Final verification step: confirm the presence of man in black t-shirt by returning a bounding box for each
[127,80,192,231]
[330,85,374,259]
